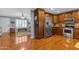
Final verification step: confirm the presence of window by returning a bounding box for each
[16,19,27,28]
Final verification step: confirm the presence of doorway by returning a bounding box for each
[16,19,31,37]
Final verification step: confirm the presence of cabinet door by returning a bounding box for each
[53,27,58,35]
[53,15,58,23]
[73,29,79,39]
[64,13,72,18]
[58,28,63,36]
[53,27,63,36]
[58,14,64,23]
[72,11,79,22]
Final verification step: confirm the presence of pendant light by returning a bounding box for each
[21,12,25,19]
[21,8,26,19]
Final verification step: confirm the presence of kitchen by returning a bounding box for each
[34,8,79,39]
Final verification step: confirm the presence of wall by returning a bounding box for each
[0,8,32,35]
[30,10,35,38]
[0,17,10,33]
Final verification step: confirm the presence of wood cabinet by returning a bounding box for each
[64,13,72,18]
[53,15,58,23]
[72,11,79,23]
[58,12,73,23]
[34,9,45,39]
[53,27,58,35]
[58,28,63,36]
[58,14,64,23]
[73,28,79,39]
[53,27,63,36]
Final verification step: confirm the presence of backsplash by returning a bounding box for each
[53,23,65,27]
[53,23,79,28]
[74,23,79,28]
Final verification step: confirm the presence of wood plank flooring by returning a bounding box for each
[0,33,79,50]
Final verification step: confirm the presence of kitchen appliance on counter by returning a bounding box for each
[44,15,52,37]
[63,27,73,38]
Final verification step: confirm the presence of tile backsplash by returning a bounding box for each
[74,23,79,28]
[53,23,79,28]
[53,23,65,27]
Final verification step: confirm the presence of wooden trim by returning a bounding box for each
[45,12,54,15]
[35,8,44,12]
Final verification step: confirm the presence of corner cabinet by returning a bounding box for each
[34,9,45,39]
[58,14,64,23]
[53,15,58,23]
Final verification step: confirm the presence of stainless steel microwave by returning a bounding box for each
[64,18,74,24]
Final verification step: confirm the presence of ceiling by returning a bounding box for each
[0,8,78,18]
[44,8,78,14]
[0,8,32,19]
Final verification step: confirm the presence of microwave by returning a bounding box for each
[64,18,74,24]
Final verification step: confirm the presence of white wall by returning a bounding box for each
[30,10,35,38]
[0,17,10,33]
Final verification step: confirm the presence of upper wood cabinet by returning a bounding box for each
[72,11,79,23]
[64,13,72,18]
[58,14,64,23]
[53,15,58,23]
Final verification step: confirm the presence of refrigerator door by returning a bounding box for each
[44,16,52,37]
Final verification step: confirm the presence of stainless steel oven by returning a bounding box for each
[63,28,73,38]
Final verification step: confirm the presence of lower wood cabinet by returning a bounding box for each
[73,28,79,39]
[53,27,63,36]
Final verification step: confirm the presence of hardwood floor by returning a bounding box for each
[0,33,79,50]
